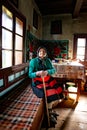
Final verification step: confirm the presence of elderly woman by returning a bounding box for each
[29,46,63,126]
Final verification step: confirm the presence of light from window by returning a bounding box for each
[15,35,23,50]
[2,6,13,68]
[77,38,86,61]
[1,5,24,68]
[2,6,13,30]
[15,51,22,65]
[2,29,12,49]
[16,17,23,36]
[2,50,12,68]
[15,17,23,65]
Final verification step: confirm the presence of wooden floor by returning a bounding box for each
[41,94,87,130]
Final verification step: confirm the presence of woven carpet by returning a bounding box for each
[0,81,42,130]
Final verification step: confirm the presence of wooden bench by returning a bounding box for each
[0,79,44,130]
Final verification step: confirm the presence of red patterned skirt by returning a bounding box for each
[32,76,63,103]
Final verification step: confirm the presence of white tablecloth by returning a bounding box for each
[52,62,85,80]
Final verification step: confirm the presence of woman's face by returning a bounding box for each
[38,48,46,59]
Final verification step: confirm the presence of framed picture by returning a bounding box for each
[51,20,62,34]
[33,9,38,29]
[9,0,18,8]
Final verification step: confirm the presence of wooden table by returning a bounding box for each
[52,62,85,102]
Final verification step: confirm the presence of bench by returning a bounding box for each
[0,79,44,130]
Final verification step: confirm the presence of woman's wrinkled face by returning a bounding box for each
[38,48,46,59]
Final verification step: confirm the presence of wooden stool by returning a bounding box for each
[66,82,77,100]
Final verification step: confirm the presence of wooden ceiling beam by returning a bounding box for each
[73,0,83,18]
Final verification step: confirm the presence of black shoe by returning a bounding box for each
[49,109,59,116]
[50,114,57,124]
[50,111,59,117]
[50,120,56,128]
[49,109,59,119]
[52,113,57,120]
[49,115,57,128]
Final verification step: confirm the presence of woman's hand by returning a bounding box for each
[36,70,48,77]
[41,71,48,77]
[36,71,43,76]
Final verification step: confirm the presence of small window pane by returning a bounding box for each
[2,50,12,68]
[77,38,86,61]
[15,35,23,50]
[77,47,85,55]
[15,51,22,65]
[0,79,4,87]
[16,17,23,35]
[77,38,86,47]
[2,29,12,49]
[77,55,84,61]
[8,74,15,82]
[2,6,13,30]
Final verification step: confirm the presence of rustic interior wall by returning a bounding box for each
[42,13,87,58]
[18,0,87,59]
[18,0,42,39]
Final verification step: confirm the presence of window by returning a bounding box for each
[77,38,86,60]
[15,17,23,65]
[2,6,13,68]
[0,1,26,68]
[73,34,87,61]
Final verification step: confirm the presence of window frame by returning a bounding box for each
[73,34,87,61]
[0,0,26,68]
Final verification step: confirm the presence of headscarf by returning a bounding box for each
[37,46,48,70]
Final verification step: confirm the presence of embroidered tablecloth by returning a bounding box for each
[52,62,85,80]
